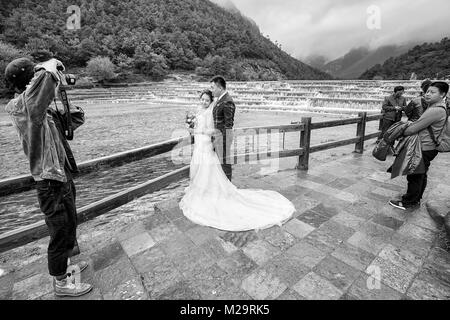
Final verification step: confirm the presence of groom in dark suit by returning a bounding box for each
[210,76,236,181]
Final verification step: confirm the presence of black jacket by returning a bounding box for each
[389,134,424,179]
[213,92,235,134]
[381,94,406,121]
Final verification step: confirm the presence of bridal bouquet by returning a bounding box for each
[185,111,196,129]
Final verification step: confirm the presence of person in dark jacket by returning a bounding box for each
[389,81,449,210]
[404,79,432,121]
[4,58,92,297]
[377,86,407,143]
[210,76,236,181]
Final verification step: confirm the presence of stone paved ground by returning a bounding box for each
[1,150,449,300]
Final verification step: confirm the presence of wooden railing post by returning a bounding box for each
[297,117,311,170]
[355,112,367,154]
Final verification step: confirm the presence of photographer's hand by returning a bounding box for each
[35,58,66,84]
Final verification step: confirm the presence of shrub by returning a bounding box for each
[85,56,116,82]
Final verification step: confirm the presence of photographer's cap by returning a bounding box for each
[5,57,35,89]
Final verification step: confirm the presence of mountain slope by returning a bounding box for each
[359,37,450,80]
[0,0,331,83]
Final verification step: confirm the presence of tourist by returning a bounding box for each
[4,57,93,297]
[389,81,449,210]
[377,86,407,142]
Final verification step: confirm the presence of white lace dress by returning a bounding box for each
[179,104,296,231]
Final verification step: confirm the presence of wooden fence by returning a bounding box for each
[0,112,382,253]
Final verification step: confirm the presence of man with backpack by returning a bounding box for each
[389,81,449,210]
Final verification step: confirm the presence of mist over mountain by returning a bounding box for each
[360,37,450,80]
[305,44,415,79]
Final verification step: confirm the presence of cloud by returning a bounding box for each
[233,0,450,61]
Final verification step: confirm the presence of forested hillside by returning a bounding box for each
[0,0,331,94]
[359,37,450,80]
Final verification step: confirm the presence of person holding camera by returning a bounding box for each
[4,57,93,297]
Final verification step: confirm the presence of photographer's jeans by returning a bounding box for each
[36,175,78,277]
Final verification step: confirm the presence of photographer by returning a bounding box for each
[4,57,92,297]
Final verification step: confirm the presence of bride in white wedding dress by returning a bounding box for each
[179,90,296,232]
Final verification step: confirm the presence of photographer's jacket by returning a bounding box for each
[5,70,73,182]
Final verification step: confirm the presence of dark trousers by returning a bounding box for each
[402,150,438,205]
[377,118,397,141]
[213,133,233,181]
[36,176,78,277]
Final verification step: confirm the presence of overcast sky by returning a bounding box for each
[233,0,450,61]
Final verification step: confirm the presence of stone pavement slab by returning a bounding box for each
[257,226,298,252]
[292,272,343,300]
[331,242,376,272]
[283,219,315,239]
[346,273,404,300]
[286,242,327,269]
[313,256,361,292]
[262,254,310,287]
[241,269,287,300]
[217,250,258,279]
[297,209,331,229]
[242,240,281,266]
[366,257,415,294]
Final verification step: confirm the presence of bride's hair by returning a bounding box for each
[200,90,213,103]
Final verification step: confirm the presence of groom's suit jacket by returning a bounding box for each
[212,92,236,134]
[212,92,236,162]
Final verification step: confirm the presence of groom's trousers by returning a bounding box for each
[213,130,233,181]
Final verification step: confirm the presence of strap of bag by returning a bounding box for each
[58,88,73,140]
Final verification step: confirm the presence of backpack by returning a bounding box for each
[427,105,450,152]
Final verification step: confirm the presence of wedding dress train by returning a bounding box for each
[179,104,295,231]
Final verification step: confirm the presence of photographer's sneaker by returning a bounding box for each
[389,200,419,210]
[67,259,89,275]
[54,275,93,297]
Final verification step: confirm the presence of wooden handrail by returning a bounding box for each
[309,117,362,130]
